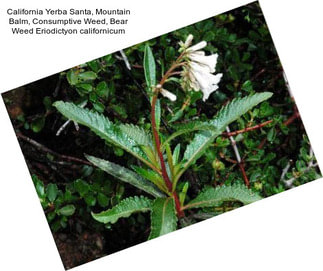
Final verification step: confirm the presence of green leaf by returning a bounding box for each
[89,92,98,103]
[78,71,97,81]
[85,155,165,198]
[93,101,105,113]
[259,101,275,117]
[139,145,159,167]
[96,81,109,98]
[31,116,45,133]
[76,83,93,93]
[169,109,183,123]
[267,127,276,143]
[97,192,109,207]
[177,92,272,182]
[165,47,175,62]
[228,66,239,81]
[57,205,76,216]
[155,99,161,131]
[148,197,177,240]
[32,175,45,198]
[131,165,168,193]
[104,54,115,66]
[66,70,78,85]
[74,179,90,197]
[203,31,215,41]
[172,144,181,166]
[211,92,273,132]
[183,184,262,210]
[162,121,216,149]
[144,44,156,88]
[53,101,154,168]
[92,196,152,224]
[46,183,58,202]
[43,96,52,111]
[241,80,253,92]
[85,193,96,206]
[87,60,100,73]
[119,123,153,147]
[179,182,189,206]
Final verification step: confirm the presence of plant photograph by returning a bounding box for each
[2,2,321,269]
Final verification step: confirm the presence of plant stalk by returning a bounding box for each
[151,93,184,218]
[149,53,187,218]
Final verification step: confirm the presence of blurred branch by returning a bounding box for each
[16,132,92,166]
[280,160,292,181]
[257,106,300,150]
[53,74,64,97]
[223,120,272,137]
[283,163,318,188]
[119,49,131,70]
[226,126,250,187]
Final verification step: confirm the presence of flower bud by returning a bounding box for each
[212,159,225,171]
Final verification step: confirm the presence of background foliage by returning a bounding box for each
[2,2,320,269]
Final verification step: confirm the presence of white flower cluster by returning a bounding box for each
[182,34,223,101]
[159,34,222,102]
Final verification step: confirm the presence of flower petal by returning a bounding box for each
[189,61,210,74]
[186,41,207,52]
[189,53,218,73]
[188,50,205,56]
[190,69,223,101]
[160,88,177,101]
[184,34,194,47]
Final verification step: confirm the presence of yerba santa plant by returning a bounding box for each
[54,34,272,239]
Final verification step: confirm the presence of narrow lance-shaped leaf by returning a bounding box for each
[155,99,161,130]
[176,92,273,182]
[92,196,152,224]
[86,155,165,198]
[148,197,177,240]
[131,165,168,193]
[144,44,156,88]
[172,144,181,166]
[53,101,156,170]
[182,184,262,210]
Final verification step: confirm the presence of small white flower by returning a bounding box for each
[188,52,218,73]
[184,34,194,47]
[186,41,207,52]
[156,84,177,101]
[189,67,223,101]
[160,88,177,101]
[182,35,222,101]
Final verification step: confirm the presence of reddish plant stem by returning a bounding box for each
[132,64,143,69]
[151,94,184,218]
[151,95,173,191]
[283,111,300,126]
[159,52,186,86]
[257,109,300,150]
[257,137,267,150]
[223,120,273,137]
[173,193,184,218]
[219,151,237,164]
[238,162,250,187]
